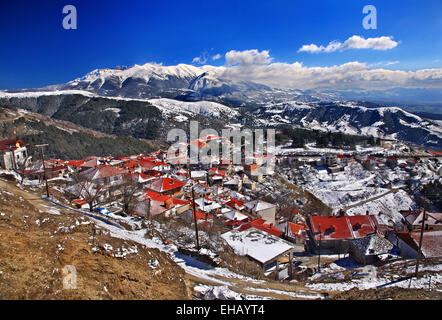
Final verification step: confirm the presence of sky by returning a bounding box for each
[0,0,441,90]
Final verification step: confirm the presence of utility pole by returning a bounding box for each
[191,187,200,251]
[36,144,49,198]
[415,204,427,278]
[147,197,153,237]
[317,224,321,273]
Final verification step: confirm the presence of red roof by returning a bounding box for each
[140,160,161,170]
[236,218,282,236]
[65,160,85,168]
[309,215,379,240]
[226,217,250,227]
[191,210,212,221]
[148,177,185,193]
[123,160,140,168]
[171,198,190,206]
[208,167,227,176]
[72,199,87,205]
[145,190,171,203]
[225,198,244,210]
[253,223,283,237]
[346,215,379,238]
[288,222,307,235]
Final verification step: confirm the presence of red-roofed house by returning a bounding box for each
[180,209,213,225]
[225,198,245,211]
[140,159,170,172]
[80,165,127,186]
[388,230,442,259]
[146,177,185,196]
[307,215,380,253]
[71,199,90,210]
[276,221,308,244]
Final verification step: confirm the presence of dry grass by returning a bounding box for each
[0,178,190,300]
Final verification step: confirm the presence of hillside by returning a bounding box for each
[1,90,441,149]
[0,107,163,160]
[0,178,190,299]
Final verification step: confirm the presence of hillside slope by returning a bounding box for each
[0,178,190,299]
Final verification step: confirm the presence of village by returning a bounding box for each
[0,135,441,297]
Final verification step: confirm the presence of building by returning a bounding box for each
[276,221,308,245]
[0,139,29,170]
[221,228,295,280]
[307,215,380,254]
[146,177,185,196]
[349,235,394,265]
[244,200,276,225]
[388,230,442,259]
[399,209,442,231]
[80,165,127,187]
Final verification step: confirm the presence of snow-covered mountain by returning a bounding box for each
[22,63,337,106]
[254,100,442,147]
[0,90,441,148]
[1,63,441,148]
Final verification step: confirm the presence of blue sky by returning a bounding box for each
[0,0,441,89]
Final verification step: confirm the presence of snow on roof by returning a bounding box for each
[350,234,393,256]
[244,199,275,212]
[194,197,222,212]
[190,170,207,178]
[221,228,293,265]
[223,208,248,221]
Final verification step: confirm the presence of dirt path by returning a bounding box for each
[0,179,61,213]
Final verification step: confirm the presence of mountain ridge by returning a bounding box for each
[0,62,441,149]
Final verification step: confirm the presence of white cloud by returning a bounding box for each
[225,49,272,66]
[212,53,222,61]
[298,35,399,53]
[369,61,400,67]
[192,55,207,64]
[204,49,442,90]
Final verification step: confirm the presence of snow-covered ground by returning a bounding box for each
[148,98,240,120]
[277,160,437,219]
[306,271,442,292]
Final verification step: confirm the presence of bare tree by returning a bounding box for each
[70,172,104,212]
[120,175,144,214]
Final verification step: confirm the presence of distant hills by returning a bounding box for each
[0,63,441,149]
